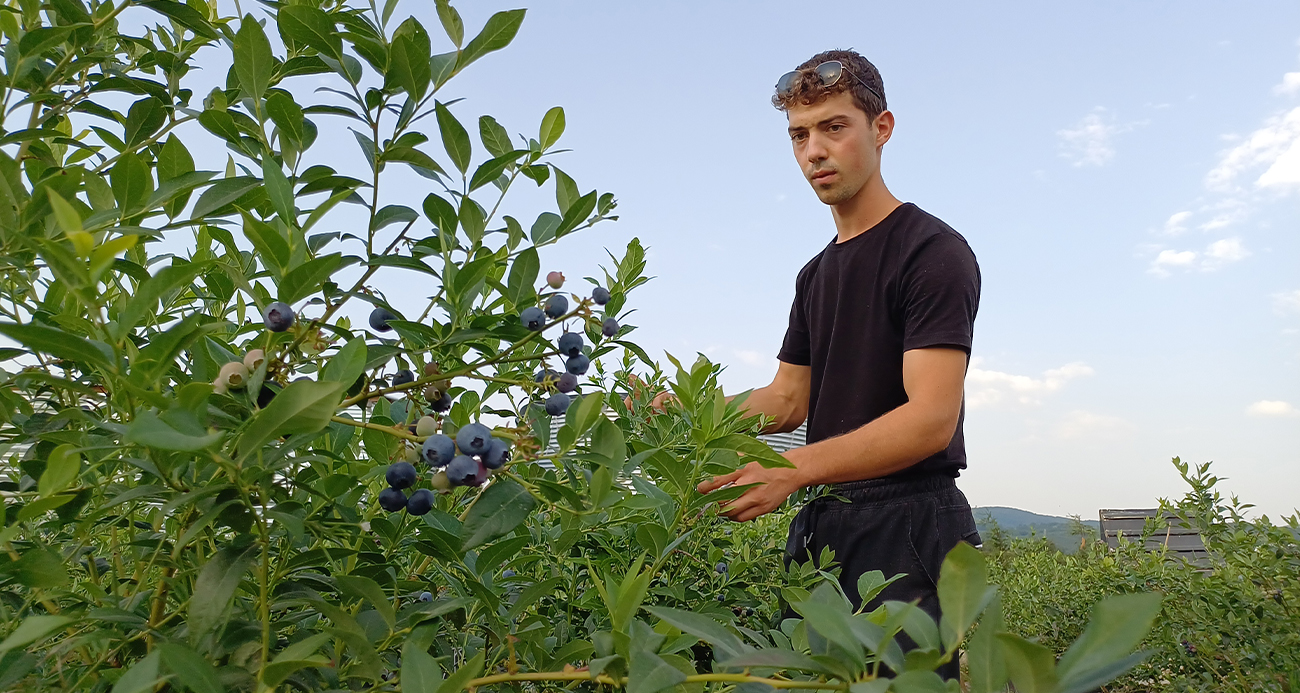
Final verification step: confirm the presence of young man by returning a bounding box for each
[647,50,981,679]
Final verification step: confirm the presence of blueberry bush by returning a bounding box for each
[986,458,1300,692]
[0,0,1159,690]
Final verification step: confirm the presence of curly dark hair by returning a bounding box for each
[771,49,887,120]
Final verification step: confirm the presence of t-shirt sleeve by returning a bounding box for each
[777,269,812,366]
[900,233,981,354]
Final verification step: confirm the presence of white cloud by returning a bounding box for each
[1162,211,1192,236]
[1275,72,1300,96]
[1057,109,1141,167]
[1147,237,1249,276]
[1054,410,1134,440]
[1205,106,1300,192]
[966,359,1093,408]
[1274,289,1300,314]
[1246,400,1300,418]
[733,349,767,367]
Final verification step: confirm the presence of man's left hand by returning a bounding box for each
[696,454,805,522]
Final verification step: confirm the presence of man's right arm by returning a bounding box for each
[726,360,811,434]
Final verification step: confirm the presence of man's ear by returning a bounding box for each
[874,110,895,148]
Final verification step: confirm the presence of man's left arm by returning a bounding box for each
[700,347,967,522]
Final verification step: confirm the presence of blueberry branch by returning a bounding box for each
[461,671,851,690]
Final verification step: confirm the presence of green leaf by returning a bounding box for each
[260,632,332,685]
[539,106,565,149]
[436,650,484,693]
[234,15,274,100]
[435,0,464,47]
[884,600,941,653]
[715,649,834,676]
[123,97,166,147]
[237,379,347,460]
[505,246,538,308]
[1055,592,1162,693]
[189,177,260,219]
[262,158,295,223]
[456,9,525,72]
[557,190,597,236]
[138,1,219,39]
[279,6,341,59]
[855,570,904,606]
[37,444,80,497]
[0,323,113,370]
[965,593,1007,693]
[117,262,204,337]
[2,548,68,588]
[995,634,1058,693]
[423,193,457,233]
[111,151,153,214]
[111,651,162,693]
[267,92,305,145]
[703,434,793,469]
[46,190,82,235]
[402,638,442,693]
[157,643,223,693]
[127,409,223,451]
[189,544,257,640]
[436,102,471,175]
[0,615,73,654]
[372,204,419,231]
[530,211,560,245]
[889,671,947,693]
[279,253,341,303]
[242,212,291,275]
[386,18,432,101]
[468,151,520,191]
[460,480,537,550]
[936,542,996,651]
[479,115,512,157]
[336,574,396,630]
[645,607,747,659]
[629,648,687,693]
[18,26,75,58]
[572,391,605,436]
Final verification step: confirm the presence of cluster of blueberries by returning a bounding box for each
[522,277,618,417]
[377,421,512,514]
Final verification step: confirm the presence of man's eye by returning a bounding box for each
[791,133,807,142]
[828,124,843,132]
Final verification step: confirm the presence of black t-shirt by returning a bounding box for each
[777,202,980,477]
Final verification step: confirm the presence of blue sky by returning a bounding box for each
[132,1,1298,517]
[423,1,1299,518]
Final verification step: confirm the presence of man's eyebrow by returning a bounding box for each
[788,115,852,134]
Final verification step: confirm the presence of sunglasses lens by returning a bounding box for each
[776,71,799,96]
[816,61,843,87]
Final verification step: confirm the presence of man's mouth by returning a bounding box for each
[811,170,836,183]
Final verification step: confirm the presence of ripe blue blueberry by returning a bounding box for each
[263,302,295,332]
[557,373,578,393]
[378,487,407,512]
[386,462,417,490]
[406,489,434,516]
[481,437,510,470]
[715,561,728,574]
[591,287,610,305]
[565,354,590,375]
[545,392,571,416]
[392,369,414,386]
[369,307,398,332]
[521,306,545,330]
[431,391,453,412]
[534,369,560,387]
[455,422,493,455]
[544,294,568,319]
[422,434,456,467]
[602,317,619,338]
[418,591,433,602]
[502,569,516,578]
[557,332,583,358]
[716,593,726,603]
[446,454,485,486]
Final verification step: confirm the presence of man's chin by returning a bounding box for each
[814,185,855,206]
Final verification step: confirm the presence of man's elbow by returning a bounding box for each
[919,408,961,456]
[774,406,807,434]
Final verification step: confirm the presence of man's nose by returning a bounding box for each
[804,132,829,164]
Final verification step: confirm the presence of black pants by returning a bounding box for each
[784,474,981,681]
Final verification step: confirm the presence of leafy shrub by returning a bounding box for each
[987,458,1300,692]
[0,0,1159,690]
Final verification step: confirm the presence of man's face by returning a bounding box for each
[786,91,887,206]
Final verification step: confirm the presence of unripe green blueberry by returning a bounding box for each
[218,361,251,390]
[415,416,438,437]
[546,271,565,289]
[404,445,421,464]
[243,349,265,372]
[430,470,452,491]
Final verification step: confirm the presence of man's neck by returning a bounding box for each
[831,177,902,244]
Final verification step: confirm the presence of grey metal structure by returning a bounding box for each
[1098,508,1209,567]
[757,423,808,453]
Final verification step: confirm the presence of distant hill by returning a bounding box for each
[973,506,1099,554]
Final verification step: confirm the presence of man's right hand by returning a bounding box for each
[623,374,678,412]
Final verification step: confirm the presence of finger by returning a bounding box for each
[697,470,742,494]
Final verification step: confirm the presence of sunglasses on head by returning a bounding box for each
[775,60,884,108]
